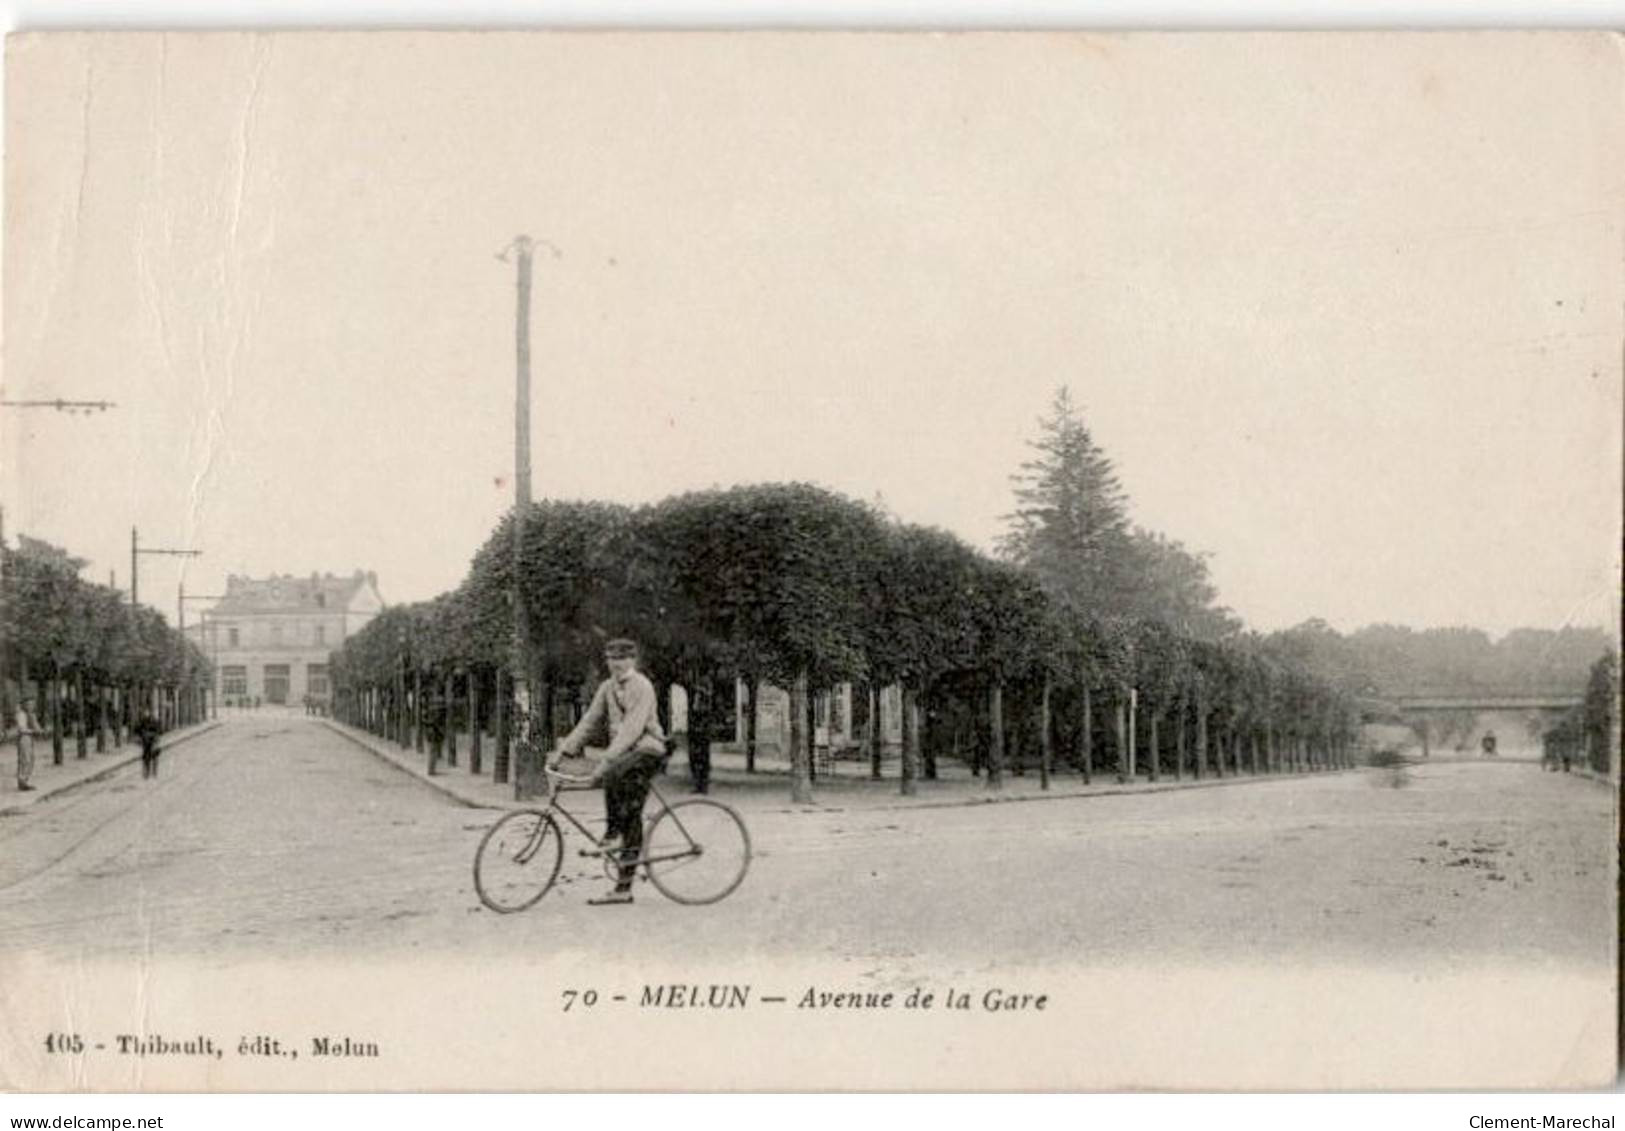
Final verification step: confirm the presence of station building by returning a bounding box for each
[199,571,385,707]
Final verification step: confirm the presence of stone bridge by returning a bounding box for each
[1377,690,1583,760]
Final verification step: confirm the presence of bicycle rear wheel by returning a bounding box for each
[644,799,751,905]
[474,809,563,913]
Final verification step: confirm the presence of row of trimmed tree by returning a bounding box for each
[1,534,211,764]
[329,483,1362,802]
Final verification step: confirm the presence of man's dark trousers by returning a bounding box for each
[603,750,665,890]
[141,740,159,779]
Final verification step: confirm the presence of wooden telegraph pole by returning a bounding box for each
[505,236,539,801]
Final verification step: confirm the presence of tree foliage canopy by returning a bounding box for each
[3,535,206,685]
[331,478,1363,752]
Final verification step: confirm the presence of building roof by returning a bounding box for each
[209,570,380,616]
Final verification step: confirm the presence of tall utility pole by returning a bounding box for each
[179,584,224,720]
[130,526,200,606]
[503,235,537,799]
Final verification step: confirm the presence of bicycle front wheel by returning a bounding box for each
[644,799,751,905]
[474,809,563,913]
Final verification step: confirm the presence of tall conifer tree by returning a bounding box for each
[999,386,1136,616]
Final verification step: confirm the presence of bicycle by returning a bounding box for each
[473,763,751,913]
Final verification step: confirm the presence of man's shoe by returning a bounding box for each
[587,890,634,906]
[16,784,34,792]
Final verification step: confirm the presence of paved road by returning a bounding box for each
[0,716,480,960]
[0,716,1612,977]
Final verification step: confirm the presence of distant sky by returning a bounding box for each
[3,32,1619,638]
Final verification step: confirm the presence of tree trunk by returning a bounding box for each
[443,672,457,768]
[543,681,557,750]
[428,683,443,777]
[1039,675,1052,791]
[469,673,483,776]
[1114,699,1127,783]
[1010,697,1025,778]
[900,685,918,797]
[1080,684,1093,785]
[49,671,63,765]
[74,670,88,758]
[413,670,425,753]
[95,683,108,753]
[494,669,511,785]
[745,677,758,774]
[805,685,818,783]
[790,670,813,804]
[914,693,929,780]
[868,684,882,781]
[1149,712,1161,783]
[1175,687,1188,780]
[987,682,1005,790]
[1127,688,1138,780]
[921,686,939,781]
[1193,675,1208,781]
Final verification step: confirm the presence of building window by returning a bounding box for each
[315,624,326,646]
[271,624,283,646]
[222,666,248,696]
[228,627,240,647]
[307,664,330,697]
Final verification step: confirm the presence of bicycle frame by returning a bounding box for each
[524,768,700,871]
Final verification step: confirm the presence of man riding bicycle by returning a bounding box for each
[548,638,668,906]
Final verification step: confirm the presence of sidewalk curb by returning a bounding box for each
[318,719,494,810]
[320,717,1361,817]
[772,765,1360,815]
[1,720,225,813]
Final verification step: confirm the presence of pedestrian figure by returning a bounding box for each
[11,696,44,792]
[424,694,446,775]
[687,681,714,795]
[1480,730,1498,758]
[133,709,163,780]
